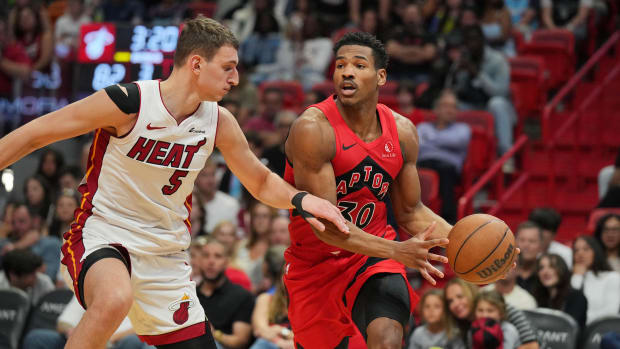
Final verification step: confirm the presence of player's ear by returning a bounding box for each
[190,55,202,75]
[377,68,387,87]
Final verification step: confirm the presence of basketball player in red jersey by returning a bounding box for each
[0,17,348,349]
[284,32,502,349]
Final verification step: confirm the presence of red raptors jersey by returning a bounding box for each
[284,95,403,262]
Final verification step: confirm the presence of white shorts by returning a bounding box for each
[61,228,207,346]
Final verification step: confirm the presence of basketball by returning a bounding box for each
[446,214,517,284]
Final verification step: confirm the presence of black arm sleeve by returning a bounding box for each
[103,82,140,114]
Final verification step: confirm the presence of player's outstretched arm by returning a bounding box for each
[390,113,453,240]
[0,89,134,170]
[215,106,348,234]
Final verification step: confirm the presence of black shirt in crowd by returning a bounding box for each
[197,277,255,334]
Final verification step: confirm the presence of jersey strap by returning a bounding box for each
[104,83,140,114]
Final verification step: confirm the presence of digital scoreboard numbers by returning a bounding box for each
[77,23,178,92]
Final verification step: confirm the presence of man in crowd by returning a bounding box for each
[197,238,254,349]
[0,248,54,304]
[515,221,544,295]
[529,207,572,268]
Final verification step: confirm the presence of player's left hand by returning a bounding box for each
[301,193,350,235]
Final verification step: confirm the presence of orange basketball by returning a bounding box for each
[446,214,517,284]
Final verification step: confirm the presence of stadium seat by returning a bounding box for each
[587,208,620,234]
[311,81,335,97]
[24,289,74,333]
[418,168,440,213]
[0,289,30,349]
[186,2,217,18]
[580,315,620,349]
[523,308,580,349]
[258,81,305,111]
[522,30,575,90]
[509,56,547,116]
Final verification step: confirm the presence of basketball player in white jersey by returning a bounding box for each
[0,16,349,349]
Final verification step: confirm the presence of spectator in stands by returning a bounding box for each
[47,188,79,240]
[357,7,384,41]
[211,222,253,292]
[529,207,573,268]
[234,201,274,293]
[395,81,424,125]
[226,0,286,43]
[484,259,538,310]
[386,2,437,83]
[598,147,620,207]
[572,235,620,324]
[480,0,515,56]
[190,237,205,285]
[245,87,283,135]
[459,4,481,27]
[0,248,53,304]
[303,89,327,108]
[269,216,290,246]
[541,0,591,41]
[295,14,333,90]
[515,221,543,295]
[220,131,265,202]
[532,253,588,328]
[190,190,207,238]
[256,244,286,295]
[195,159,240,234]
[147,0,186,26]
[22,296,153,349]
[13,4,53,73]
[0,203,61,281]
[445,278,539,349]
[36,148,64,196]
[98,0,145,25]
[409,289,464,349]
[54,0,91,59]
[24,174,52,226]
[198,238,254,348]
[417,89,471,224]
[446,24,517,156]
[593,213,620,272]
[472,290,521,348]
[241,12,282,80]
[250,247,293,349]
[505,0,540,35]
[262,111,295,176]
[57,166,82,191]
[0,14,31,97]
[425,0,463,40]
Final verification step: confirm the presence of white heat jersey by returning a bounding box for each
[74,80,218,255]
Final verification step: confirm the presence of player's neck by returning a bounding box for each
[159,75,202,123]
[336,97,381,141]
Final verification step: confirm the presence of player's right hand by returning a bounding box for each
[393,222,449,285]
[300,193,350,236]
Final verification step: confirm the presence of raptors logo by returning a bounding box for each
[169,294,195,325]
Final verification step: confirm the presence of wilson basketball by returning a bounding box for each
[446,214,517,284]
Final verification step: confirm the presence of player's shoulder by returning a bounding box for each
[389,109,418,145]
[286,107,335,160]
[289,107,332,140]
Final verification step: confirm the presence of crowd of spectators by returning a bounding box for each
[0,0,619,348]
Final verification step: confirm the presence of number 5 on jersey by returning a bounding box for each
[162,170,188,195]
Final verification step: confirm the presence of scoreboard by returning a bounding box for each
[77,23,180,92]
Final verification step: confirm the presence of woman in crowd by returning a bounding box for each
[480,0,515,56]
[23,174,52,227]
[234,201,274,293]
[444,278,539,348]
[250,246,293,349]
[532,253,588,327]
[593,213,620,272]
[47,188,79,240]
[36,149,64,192]
[409,289,464,349]
[190,190,207,238]
[572,235,620,324]
[12,4,53,73]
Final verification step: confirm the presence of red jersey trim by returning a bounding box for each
[61,128,110,307]
[184,194,192,235]
[138,321,206,345]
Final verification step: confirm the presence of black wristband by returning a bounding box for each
[292,191,315,222]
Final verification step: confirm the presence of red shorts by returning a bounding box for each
[284,252,418,348]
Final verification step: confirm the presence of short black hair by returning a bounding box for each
[529,207,562,234]
[334,32,388,70]
[3,248,42,278]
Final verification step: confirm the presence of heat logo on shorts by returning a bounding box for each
[168,294,195,325]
